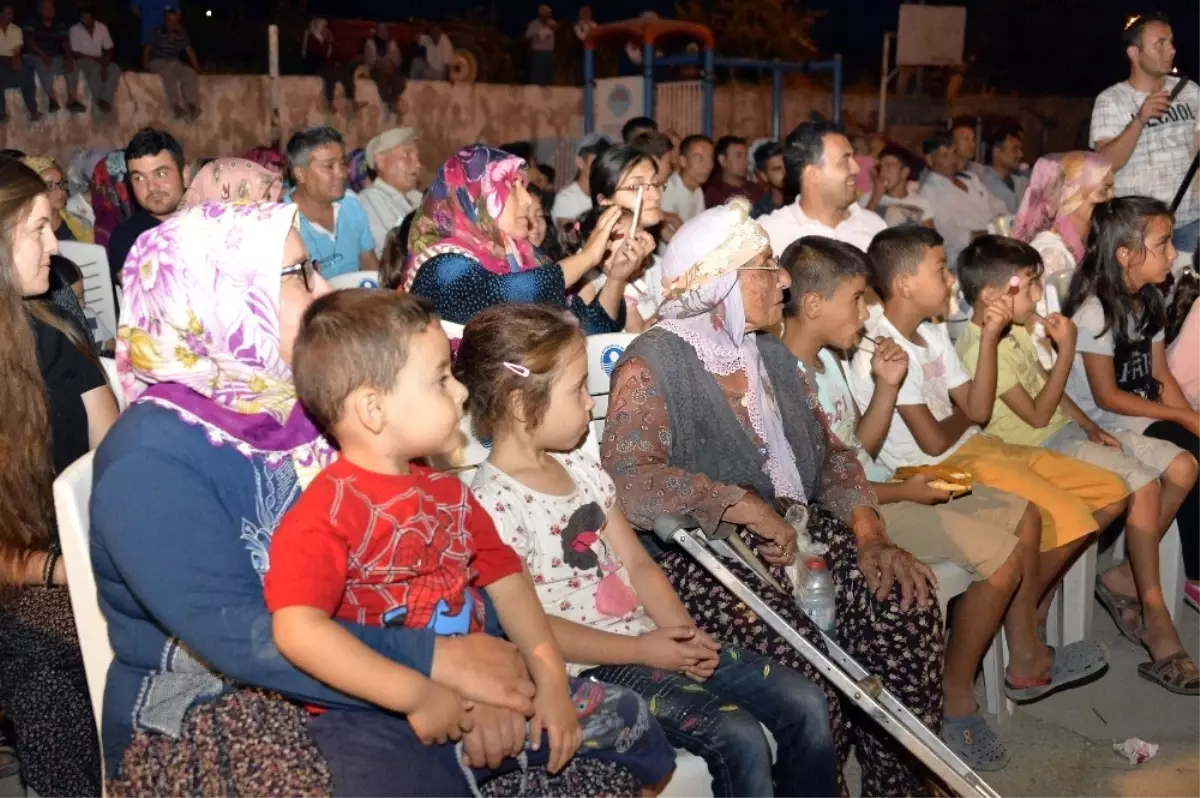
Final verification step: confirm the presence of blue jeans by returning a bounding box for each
[587,647,839,797]
[1173,218,1198,256]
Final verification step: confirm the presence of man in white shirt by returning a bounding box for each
[661,134,711,222]
[918,132,1007,269]
[950,121,983,177]
[759,121,887,257]
[69,7,118,112]
[0,3,38,122]
[1091,12,1200,253]
[414,24,454,80]
[358,127,424,256]
[525,5,557,86]
[860,145,935,228]
[551,133,610,227]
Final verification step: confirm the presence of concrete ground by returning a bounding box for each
[844,589,1200,797]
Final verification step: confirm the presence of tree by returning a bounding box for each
[675,0,820,62]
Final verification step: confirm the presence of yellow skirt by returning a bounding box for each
[941,434,1131,551]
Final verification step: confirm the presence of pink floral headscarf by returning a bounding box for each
[117,202,333,469]
[657,198,807,503]
[1013,152,1112,263]
[403,145,550,290]
[180,157,284,208]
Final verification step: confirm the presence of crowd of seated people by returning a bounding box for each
[1,54,1198,797]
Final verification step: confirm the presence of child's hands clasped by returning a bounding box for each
[638,625,721,680]
[531,685,581,774]
[408,681,474,745]
[870,337,910,387]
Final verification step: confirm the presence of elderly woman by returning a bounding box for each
[179,157,284,208]
[405,145,653,333]
[1013,152,1114,278]
[91,201,645,797]
[23,155,95,243]
[601,199,945,796]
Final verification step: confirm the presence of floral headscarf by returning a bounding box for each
[181,158,284,208]
[347,148,370,192]
[68,147,108,196]
[403,145,549,290]
[657,198,806,503]
[1013,151,1112,264]
[243,146,288,175]
[117,202,333,470]
[91,151,131,248]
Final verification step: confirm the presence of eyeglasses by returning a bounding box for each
[44,180,69,192]
[281,258,321,290]
[616,182,666,194]
[737,257,781,273]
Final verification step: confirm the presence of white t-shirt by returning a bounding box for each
[1065,295,1163,434]
[68,21,113,58]
[551,181,592,222]
[801,348,892,481]
[661,172,705,222]
[526,19,556,51]
[1029,229,1077,279]
[0,23,23,57]
[759,200,888,258]
[1090,77,1200,226]
[472,452,655,676]
[919,171,1008,268]
[858,183,935,227]
[848,314,979,471]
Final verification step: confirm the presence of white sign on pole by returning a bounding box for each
[594,77,645,142]
[897,4,967,67]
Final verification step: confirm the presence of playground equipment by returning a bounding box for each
[582,18,842,140]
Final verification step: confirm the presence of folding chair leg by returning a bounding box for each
[981,630,1014,723]
[654,518,1001,798]
[1062,539,1097,646]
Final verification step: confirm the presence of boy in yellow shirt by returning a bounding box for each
[955,235,1197,690]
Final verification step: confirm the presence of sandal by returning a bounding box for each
[1137,651,1200,696]
[1095,576,1145,645]
[1004,641,1108,703]
[940,711,1010,772]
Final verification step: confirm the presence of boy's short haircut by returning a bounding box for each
[753,141,782,174]
[781,235,874,316]
[868,224,944,300]
[293,290,437,433]
[922,131,954,156]
[629,131,672,160]
[957,235,1045,305]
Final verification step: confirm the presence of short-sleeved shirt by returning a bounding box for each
[472,451,654,676]
[955,322,1070,447]
[68,21,114,58]
[848,314,979,471]
[33,310,107,476]
[800,348,891,482]
[857,184,936,227]
[526,19,556,51]
[661,172,705,222]
[918,171,1008,267]
[0,23,23,57]
[145,25,191,62]
[292,191,375,279]
[550,181,591,222]
[1066,295,1164,434]
[759,200,888,258]
[1090,77,1200,226]
[23,18,68,56]
[265,457,522,632]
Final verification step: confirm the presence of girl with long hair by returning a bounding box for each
[0,158,119,796]
[1063,197,1200,686]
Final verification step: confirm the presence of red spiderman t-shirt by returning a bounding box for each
[265,458,521,634]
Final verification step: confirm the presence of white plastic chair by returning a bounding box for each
[59,241,118,340]
[585,332,637,446]
[99,356,127,412]
[325,270,381,290]
[52,452,111,751]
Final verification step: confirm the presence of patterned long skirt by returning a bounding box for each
[658,504,945,797]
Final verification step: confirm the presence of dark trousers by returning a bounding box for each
[1143,419,1200,579]
[0,60,37,117]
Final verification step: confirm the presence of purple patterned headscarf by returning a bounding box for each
[657,198,806,503]
[116,202,334,470]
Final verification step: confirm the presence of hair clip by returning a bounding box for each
[503,361,531,377]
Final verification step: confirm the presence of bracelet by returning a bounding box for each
[42,551,60,588]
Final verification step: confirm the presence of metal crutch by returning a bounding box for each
[652,515,1001,798]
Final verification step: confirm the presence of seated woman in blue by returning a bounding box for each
[403,145,654,332]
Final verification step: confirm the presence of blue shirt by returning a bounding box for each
[292,191,374,279]
[91,402,436,774]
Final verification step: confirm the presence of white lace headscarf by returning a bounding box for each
[657,198,807,503]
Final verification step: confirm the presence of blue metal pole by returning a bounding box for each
[832,54,843,127]
[583,50,594,135]
[703,46,715,138]
[643,42,654,118]
[772,68,783,140]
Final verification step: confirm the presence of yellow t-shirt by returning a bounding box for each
[954,322,1071,447]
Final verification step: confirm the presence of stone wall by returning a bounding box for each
[1,72,1094,180]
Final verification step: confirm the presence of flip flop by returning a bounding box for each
[1137,651,1200,696]
[940,711,1010,772]
[1004,641,1108,703]
[1095,576,1145,645]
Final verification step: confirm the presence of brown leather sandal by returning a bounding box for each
[1137,651,1200,696]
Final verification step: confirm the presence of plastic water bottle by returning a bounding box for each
[796,556,837,632]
